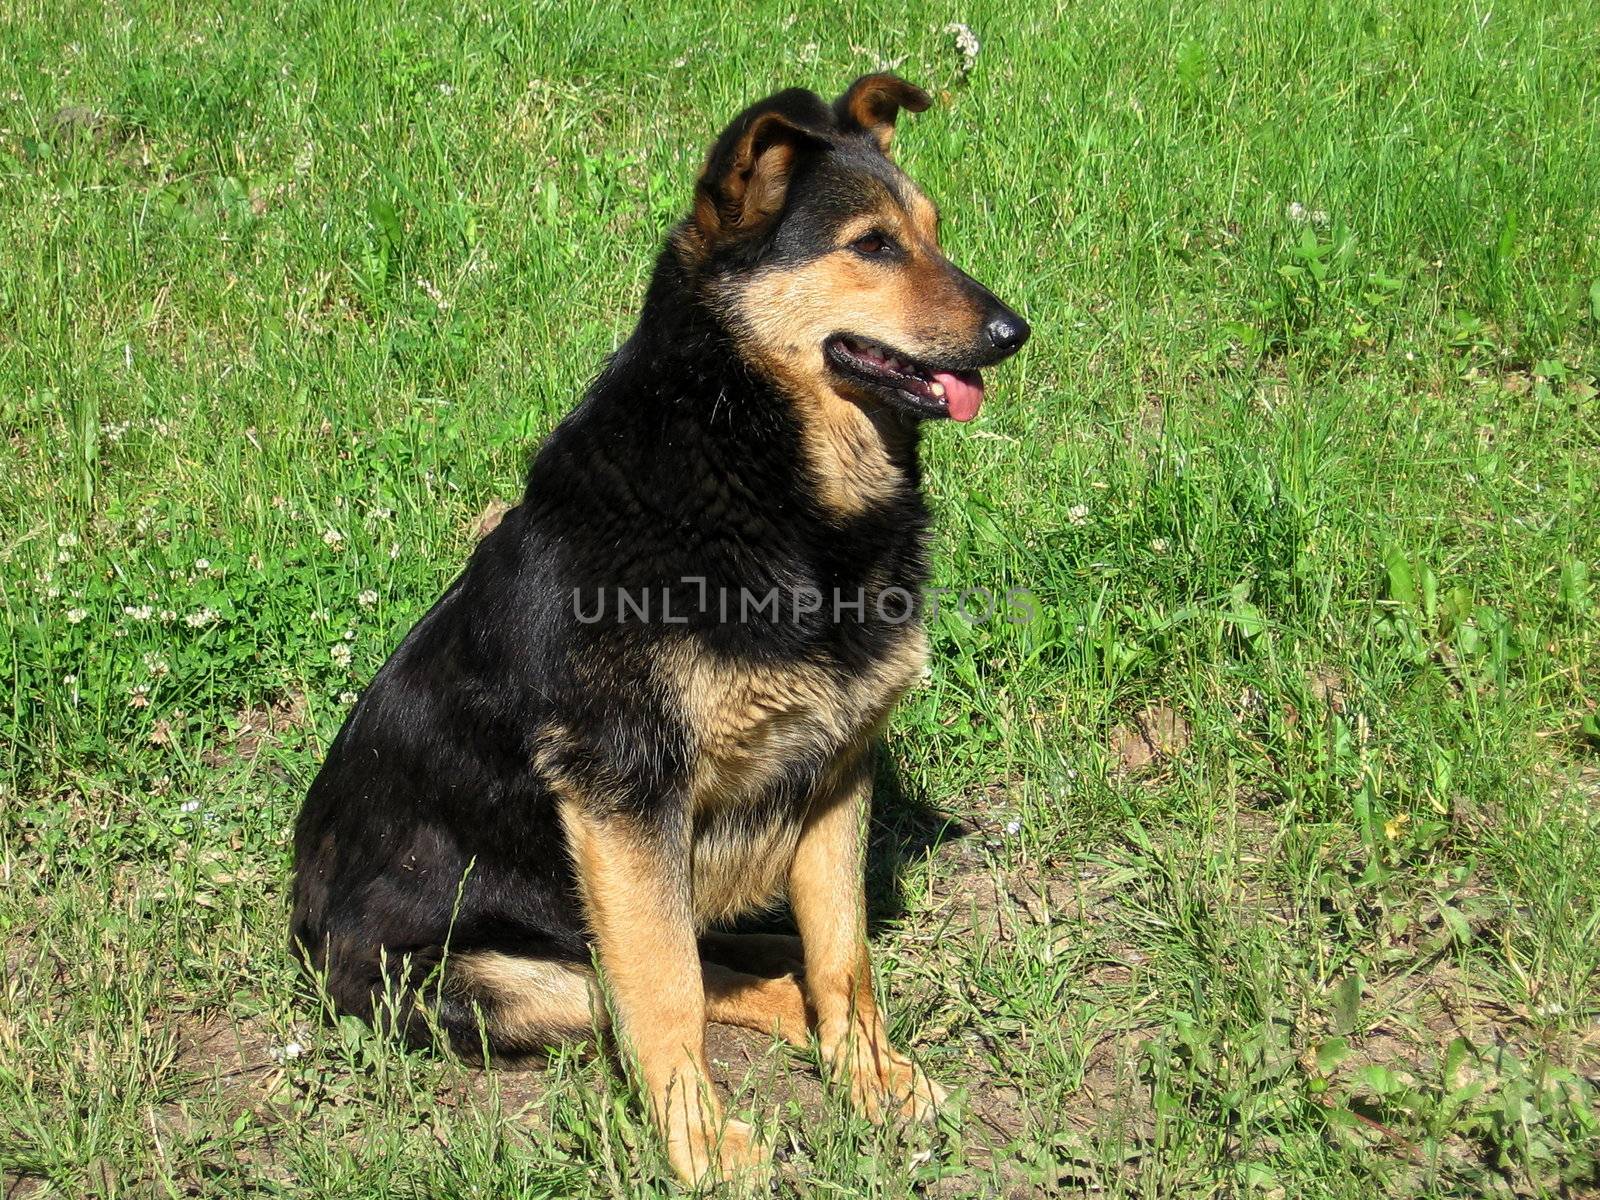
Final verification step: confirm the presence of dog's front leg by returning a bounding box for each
[789,751,946,1122]
[562,804,768,1186]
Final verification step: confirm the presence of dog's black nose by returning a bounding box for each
[985,312,1030,352]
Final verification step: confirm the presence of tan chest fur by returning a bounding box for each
[658,627,928,926]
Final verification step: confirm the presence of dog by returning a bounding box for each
[291,74,1028,1186]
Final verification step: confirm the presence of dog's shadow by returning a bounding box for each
[863,750,973,933]
[726,746,972,941]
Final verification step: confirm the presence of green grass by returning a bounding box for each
[3,0,1599,1195]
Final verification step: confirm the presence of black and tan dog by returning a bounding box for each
[292,74,1028,1186]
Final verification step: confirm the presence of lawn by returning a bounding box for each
[3,0,1599,1195]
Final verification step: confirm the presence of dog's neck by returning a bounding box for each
[782,382,921,519]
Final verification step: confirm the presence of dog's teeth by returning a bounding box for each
[930,381,945,397]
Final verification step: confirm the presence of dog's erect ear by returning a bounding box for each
[693,91,831,243]
[833,74,932,153]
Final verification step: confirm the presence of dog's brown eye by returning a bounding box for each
[850,232,893,257]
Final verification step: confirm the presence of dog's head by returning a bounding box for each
[677,75,1028,426]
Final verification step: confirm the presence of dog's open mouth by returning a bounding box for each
[824,335,985,422]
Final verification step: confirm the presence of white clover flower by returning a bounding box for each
[57,532,79,548]
[180,799,201,813]
[184,608,219,628]
[340,691,358,705]
[388,543,401,561]
[331,643,353,668]
[1067,504,1090,526]
[357,589,378,607]
[159,609,177,623]
[194,558,210,571]
[414,277,449,310]
[1150,538,1170,554]
[66,608,88,624]
[123,604,154,621]
[57,550,72,564]
[1286,200,1307,223]
[1004,819,1021,836]
[323,528,345,548]
[142,653,170,677]
[944,22,980,74]
[63,674,77,686]
[268,1040,306,1063]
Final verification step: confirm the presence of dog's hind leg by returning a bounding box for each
[446,951,608,1054]
[702,961,811,1046]
[452,948,809,1049]
[448,949,810,1049]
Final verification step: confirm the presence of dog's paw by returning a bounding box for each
[666,1112,772,1190]
[822,1021,947,1125]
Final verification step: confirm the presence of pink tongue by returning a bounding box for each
[934,370,985,422]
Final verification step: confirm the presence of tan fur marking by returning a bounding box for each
[654,629,926,926]
[451,950,605,1043]
[452,949,809,1048]
[689,815,805,928]
[692,111,816,244]
[790,756,946,1123]
[789,765,876,1030]
[718,258,897,515]
[840,75,933,153]
[905,186,941,244]
[559,802,766,1185]
[713,186,986,516]
[703,962,811,1045]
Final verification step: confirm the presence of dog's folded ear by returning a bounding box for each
[833,74,932,153]
[693,89,831,244]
